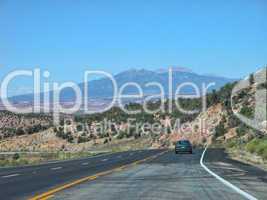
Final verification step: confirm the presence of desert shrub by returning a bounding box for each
[255,140,267,156]
[32,124,43,133]
[76,124,83,132]
[210,89,219,104]
[249,73,255,85]
[221,115,227,123]
[217,82,236,104]
[128,127,136,137]
[56,131,64,138]
[134,133,141,139]
[13,153,20,160]
[59,119,65,126]
[262,148,267,160]
[66,120,72,125]
[117,131,127,139]
[237,90,247,100]
[246,138,260,154]
[236,124,249,136]
[240,106,254,118]
[26,127,34,135]
[66,132,74,143]
[227,140,237,148]
[15,128,25,136]
[193,125,199,132]
[201,137,207,144]
[215,122,226,137]
[77,136,89,143]
[103,138,109,144]
[223,99,231,110]
[228,114,240,128]
[98,132,109,138]
[56,131,74,143]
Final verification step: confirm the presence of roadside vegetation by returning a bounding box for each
[0,151,97,168]
[246,138,267,160]
[213,67,267,163]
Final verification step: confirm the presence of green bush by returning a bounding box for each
[77,136,89,143]
[255,140,267,154]
[246,139,260,153]
[66,133,74,143]
[249,73,255,85]
[15,128,25,136]
[262,148,267,160]
[103,138,109,144]
[240,106,254,118]
[117,131,127,139]
[13,153,20,160]
[236,124,249,136]
[226,140,237,148]
[237,90,247,99]
[215,122,226,137]
[228,114,240,128]
[246,138,267,160]
[76,124,83,132]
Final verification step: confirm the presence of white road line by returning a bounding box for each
[101,159,108,162]
[2,174,20,178]
[51,167,62,170]
[82,162,88,165]
[200,146,258,200]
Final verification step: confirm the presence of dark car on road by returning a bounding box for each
[175,140,193,154]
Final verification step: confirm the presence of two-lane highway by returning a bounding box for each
[1,148,266,200]
[0,149,164,200]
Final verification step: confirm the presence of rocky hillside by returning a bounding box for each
[0,99,201,152]
[154,103,223,148]
[212,68,267,163]
[0,111,53,139]
[157,67,267,162]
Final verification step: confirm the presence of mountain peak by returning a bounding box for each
[156,66,193,74]
[115,68,154,76]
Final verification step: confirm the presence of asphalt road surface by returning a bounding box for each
[0,149,266,200]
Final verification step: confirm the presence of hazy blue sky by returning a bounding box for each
[0,0,267,95]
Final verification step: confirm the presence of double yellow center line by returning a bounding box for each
[29,150,168,200]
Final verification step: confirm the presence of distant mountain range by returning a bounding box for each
[9,68,237,103]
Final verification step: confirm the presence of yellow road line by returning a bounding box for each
[41,195,54,200]
[29,150,168,200]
